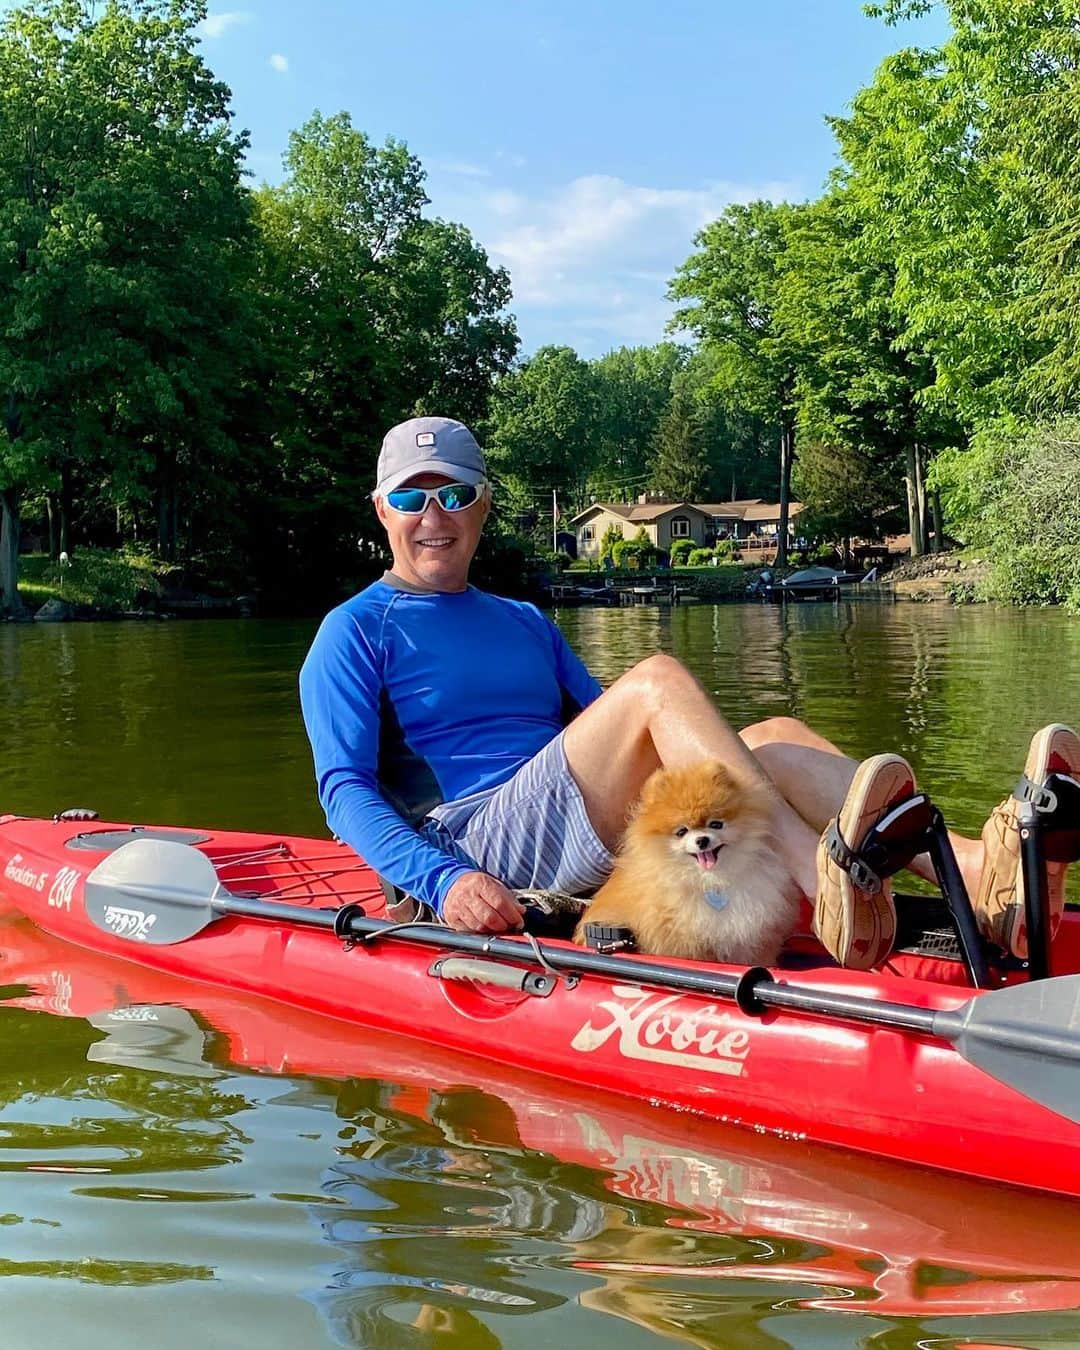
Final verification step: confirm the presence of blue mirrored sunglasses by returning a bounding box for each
[384,481,486,515]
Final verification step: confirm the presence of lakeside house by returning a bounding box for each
[569,494,805,560]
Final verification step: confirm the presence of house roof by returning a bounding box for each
[694,499,765,519]
[569,501,710,526]
[572,498,805,526]
[743,501,805,521]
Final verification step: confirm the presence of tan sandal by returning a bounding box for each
[813,754,917,970]
[975,723,1080,958]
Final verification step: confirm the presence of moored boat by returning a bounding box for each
[1,810,1079,1197]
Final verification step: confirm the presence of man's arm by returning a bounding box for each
[299,607,476,912]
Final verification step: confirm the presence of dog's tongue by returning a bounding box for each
[695,849,719,871]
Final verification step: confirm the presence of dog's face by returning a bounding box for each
[628,761,770,874]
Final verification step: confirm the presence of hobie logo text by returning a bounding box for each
[102,905,157,942]
[570,985,750,1076]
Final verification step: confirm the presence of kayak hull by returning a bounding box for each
[5,913,1080,1318]
[2,812,1079,1196]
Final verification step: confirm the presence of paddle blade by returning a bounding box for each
[85,838,223,944]
[938,975,1080,1125]
[87,1005,220,1079]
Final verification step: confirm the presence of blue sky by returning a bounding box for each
[199,2,949,357]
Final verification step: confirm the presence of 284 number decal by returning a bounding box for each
[47,867,79,911]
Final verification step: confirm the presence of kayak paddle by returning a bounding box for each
[83,837,1080,1125]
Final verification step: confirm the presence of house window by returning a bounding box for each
[581,525,594,541]
[670,516,691,538]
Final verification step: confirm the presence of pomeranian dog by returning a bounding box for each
[574,760,799,965]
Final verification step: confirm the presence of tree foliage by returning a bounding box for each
[0,0,254,608]
[932,418,1080,609]
[648,383,708,501]
[589,343,687,494]
[10,0,1080,611]
[0,5,518,611]
[669,201,804,562]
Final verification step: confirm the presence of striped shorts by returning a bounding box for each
[419,731,615,896]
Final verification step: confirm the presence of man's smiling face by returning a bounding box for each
[375,472,490,592]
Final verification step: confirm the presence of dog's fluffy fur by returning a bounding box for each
[574,760,799,965]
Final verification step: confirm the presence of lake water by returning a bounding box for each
[2,600,1080,1347]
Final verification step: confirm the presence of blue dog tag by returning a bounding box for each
[704,889,730,913]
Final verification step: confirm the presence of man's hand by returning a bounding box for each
[442,871,524,933]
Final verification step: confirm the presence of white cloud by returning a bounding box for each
[427,172,800,354]
[197,11,250,39]
[269,53,289,74]
[432,159,491,179]
[488,175,794,303]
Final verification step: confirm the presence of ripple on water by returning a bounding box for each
[2,605,1080,1344]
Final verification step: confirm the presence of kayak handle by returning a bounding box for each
[430,957,557,998]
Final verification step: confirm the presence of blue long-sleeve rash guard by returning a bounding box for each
[299,577,602,912]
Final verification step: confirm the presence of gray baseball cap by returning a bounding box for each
[374,417,487,496]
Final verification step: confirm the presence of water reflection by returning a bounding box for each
[4,605,1080,1343]
[559,601,1080,860]
[3,917,1080,1347]
[5,604,1080,848]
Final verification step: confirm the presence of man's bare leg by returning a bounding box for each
[740,715,984,897]
[562,656,822,899]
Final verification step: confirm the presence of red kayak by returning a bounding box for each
[2,811,1079,1197]
[4,911,1080,1318]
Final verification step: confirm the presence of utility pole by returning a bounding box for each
[552,488,558,554]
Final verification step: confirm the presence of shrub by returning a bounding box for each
[669,538,694,566]
[688,547,714,567]
[712,538,736,562]
[612,527,661,571]
[598,522,624,566]
[933,417,1080,610]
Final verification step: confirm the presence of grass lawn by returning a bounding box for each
[17,549,171,612]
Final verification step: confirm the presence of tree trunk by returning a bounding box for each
[931,489,944,553]
[776,417,795,568]
[58,458,72,558]
[914,444,934,554]
[904,443,925,558]
[0,487,23,616]
[46,493,58,559]
[156,452,178,561]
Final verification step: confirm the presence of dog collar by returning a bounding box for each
[703,889,730,913]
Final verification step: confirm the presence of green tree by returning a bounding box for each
[598,521,623,566]
[251,112,516,601]
[793,440,905,565]
[931,418,1080,609]
[669,201,805,564]
[393,219,517,427]
[832,1,1078,424]
[589,343,687,497]
[681,347,778,502]
[776,192,960,554]
[0,0,254,608]
[483,345,597,539]
[648,384,708,501]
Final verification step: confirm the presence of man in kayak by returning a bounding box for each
[300,416,1079,967]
